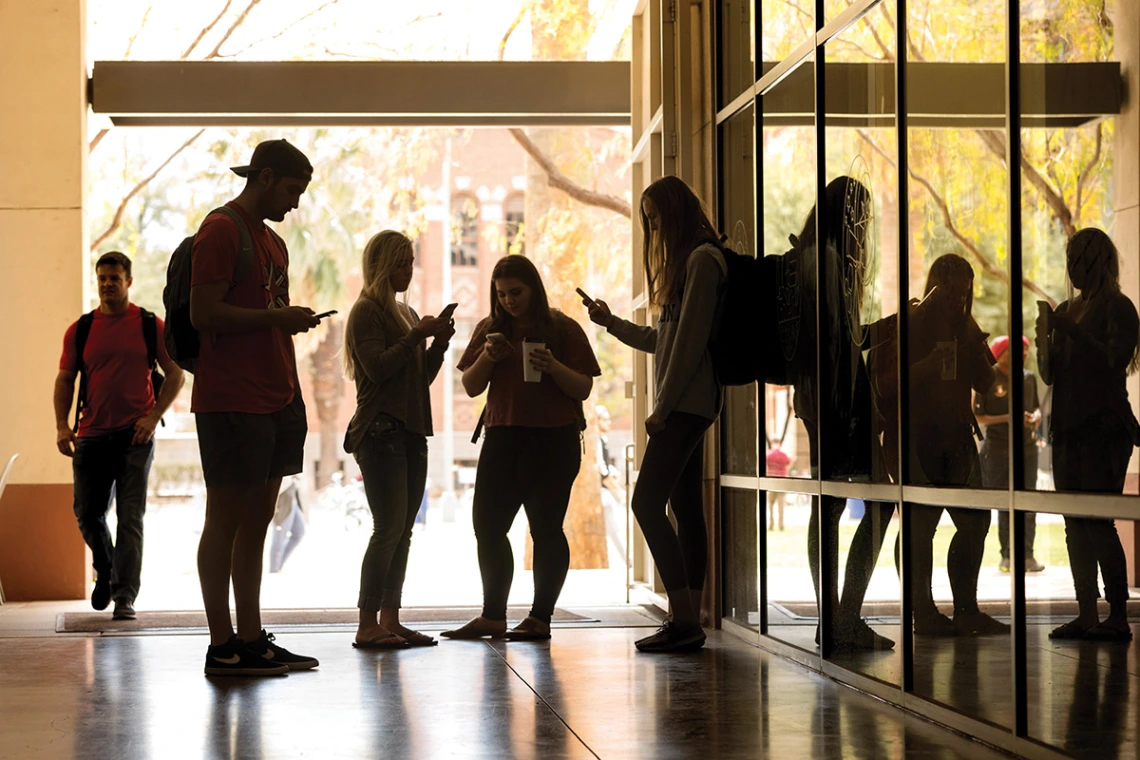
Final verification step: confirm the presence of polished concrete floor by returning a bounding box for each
[0,624,1018,760]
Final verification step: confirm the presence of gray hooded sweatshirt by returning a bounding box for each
[607,243,725,421]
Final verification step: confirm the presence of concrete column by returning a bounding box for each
[1110,0,1140,583]
[0,0,89,599]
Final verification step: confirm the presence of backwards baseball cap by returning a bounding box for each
[230,139,313,180]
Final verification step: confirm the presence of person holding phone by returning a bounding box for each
[444,255,600,642]
[343,230,454,649]
[586,176,726,653]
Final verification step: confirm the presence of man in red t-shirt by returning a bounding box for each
[54,251,186,620]
[190,139,323,677]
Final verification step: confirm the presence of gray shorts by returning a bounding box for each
[196,394,307,487]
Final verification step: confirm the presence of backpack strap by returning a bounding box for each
[207,206,256,287]
[73,311,97,433]
[139,307,157,369]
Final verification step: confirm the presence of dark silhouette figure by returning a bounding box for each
[902,254,1005,637]
[1038,228,1139,643]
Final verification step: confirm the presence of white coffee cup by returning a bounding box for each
[522,339,545,383]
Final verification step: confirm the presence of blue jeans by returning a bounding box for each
[354,416,428,610]
[72,427,155,603]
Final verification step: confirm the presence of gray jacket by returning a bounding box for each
[608,244,725,421]
[343,299,448,453]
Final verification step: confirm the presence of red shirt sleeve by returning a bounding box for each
[59,321,79,372]
[457,320,491,371]
[559,318,602,377]
[154,317,172,366]
[191,213,241,287]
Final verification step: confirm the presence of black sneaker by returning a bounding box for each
[91,577,111,611]
[635,620,706,653]
[112,599,137,620]
[243,630,319,671]
[204,636,289,677]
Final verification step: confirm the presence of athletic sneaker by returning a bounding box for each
[635,620,706,653]
[204,635,288,677]
[112,599,136,620]
[91,577,111,611]
[243,630,319,671]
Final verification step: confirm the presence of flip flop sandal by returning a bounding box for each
[352,633,409,649]
[441,625,506,640]
[504,624,552,641]
[1084,623,1133,642]
[1048,621,1091,640]
[400,630,439,647]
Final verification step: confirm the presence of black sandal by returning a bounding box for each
[1048,620,1092,640]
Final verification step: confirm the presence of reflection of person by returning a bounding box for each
[596,404,628,565]
[972,335,1043,572]
[587,176,725,653]
[446,255,600,642]
[905,254,1005,637]
[54,251,185,621]
[788,177,896,651]
[1038,228,1139,642]
[765,447,790,531]
[344,230,454,649]
[269,475,306,574]
[192,139,320,675]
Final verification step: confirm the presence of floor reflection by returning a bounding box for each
[0,628,1077,759]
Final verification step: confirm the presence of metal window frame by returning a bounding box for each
[712,0,1135,757]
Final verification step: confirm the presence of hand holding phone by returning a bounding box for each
[483,332,512,362]
[575,288,595,307]
[315,310,338,320]
[439,302,459,320]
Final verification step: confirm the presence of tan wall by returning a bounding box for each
[0,0,89,599]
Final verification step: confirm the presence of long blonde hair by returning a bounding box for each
[343,230,416,381]
[640,176,722,307]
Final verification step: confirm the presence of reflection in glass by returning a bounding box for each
[973,336,1044,571]
[720,106,758,477]
[905,257,1006,637]
[719,0,755,108]
[1038,229,1138,641]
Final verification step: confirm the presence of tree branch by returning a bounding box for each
[183,0,234,58]
[124,2,154,58]
[217,0,341,59]
[1074,122,1104,229]
[90,130,205,253]
[855,129,1058,307]
[499,2,532,61]
[508,128,632,218]
[976,128,1076,238]
[206,0,263,58]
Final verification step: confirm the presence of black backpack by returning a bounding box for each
[73,308,165,433]
[707,239,793,387]
[163,206,256,372]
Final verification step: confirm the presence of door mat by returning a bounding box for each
[57,606,594,634]
[770,599,1140,620]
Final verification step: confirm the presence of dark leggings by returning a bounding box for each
[1054,429,1131,606]
[355,428,428,610]
[473,425,581,623]
[630,411,713,593]
[905,436,989,617]
[809,497,895,622]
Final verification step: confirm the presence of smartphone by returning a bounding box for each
[486,332,508,345]
[575,287,595,307]
[315,310,338,320]
[439,302,459,320]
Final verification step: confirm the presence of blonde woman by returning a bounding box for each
[344,230,455,648]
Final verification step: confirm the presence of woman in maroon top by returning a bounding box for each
[444,256,600,641]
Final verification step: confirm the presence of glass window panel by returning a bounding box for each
[720,0,756,108]
[87,0,639,63]
[761,0,813,63]
[1020,5,1136,756]
[761,53,815,480]
[720,105,759,476]
[724,489,760,629]
[818,14,900,683]
[765,489,820,651]
[1026,510,1138,758]
[904,0,1010,728]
